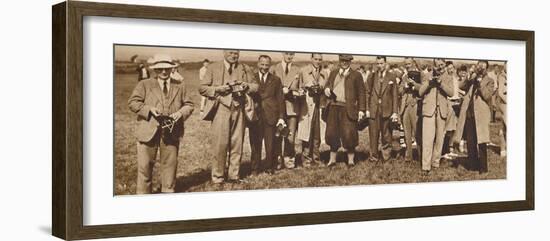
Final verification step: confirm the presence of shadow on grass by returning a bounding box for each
[175,168,211,192]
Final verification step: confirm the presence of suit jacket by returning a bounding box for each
[198,61,257,120]
[454,75,495,144]
[250,72,286,126]
[365,70,398,118]
[323,69,366,121]
[270,62,302,116]
[128,77,194,143]
[418,71,454,118]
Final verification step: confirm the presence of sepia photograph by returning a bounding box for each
[114,44,507,195]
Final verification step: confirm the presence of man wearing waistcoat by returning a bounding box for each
[323,54,366,167]
[199,50,258,184]
[128,54,195,194]
[365,56,399,162]
[418,58,454,175]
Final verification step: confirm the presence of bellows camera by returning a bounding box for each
[227,81,247,98]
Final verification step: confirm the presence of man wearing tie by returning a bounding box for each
[365,56,399,162]
[418,58,454,175]
[271,52,302,169]
[296,53,327,167]
[248,55,287,175]
[399,57,422,161]
[199,50,258,184]
[128,54,195,194]
[323,54,366,167]
[454,60,495,174]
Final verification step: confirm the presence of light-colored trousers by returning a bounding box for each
[210,104,245,182]
[136,133,179,194]
[402,104,418,160]
[422,108,446,171]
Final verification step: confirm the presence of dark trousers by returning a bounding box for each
[249,119,280,172]
[465,116,488,173]
[325,105,358,152]
[368,114,392,160]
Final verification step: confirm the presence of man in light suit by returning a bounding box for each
[128,54,195,194]
[418,58,454,175]
[365,56,399,162]
[323,54,366,167]
[271,52,302,169]
[454,60,495,173]
[199,50,258,184]
[248,55,287,175]
[296,53,327,167]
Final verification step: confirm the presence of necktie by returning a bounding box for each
[261,72,266,83]
[163,80,168,96]
[285,63,289,75]
[228,63,234,75]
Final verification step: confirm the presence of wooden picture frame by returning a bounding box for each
[52,1,534,240]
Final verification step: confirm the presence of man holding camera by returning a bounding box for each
[296,53,327,167]
[128,54,195,194]
[365,56,399,162]
[454,60,495,174]
[199,50,258,184]
[248,55,287,175]
[418,58,454,174]
[271,52,302,169]
[399,57,422,162]
[323,54,366,167]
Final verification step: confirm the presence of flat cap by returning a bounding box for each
[339,54,354,61]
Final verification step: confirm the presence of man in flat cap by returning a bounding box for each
[365,56,399,162]
[128,54,195,194]
[199,50,258,184]
[323,54,366,167]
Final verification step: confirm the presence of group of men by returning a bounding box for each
[128,50,507,192]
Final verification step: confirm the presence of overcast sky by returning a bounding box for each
[114,45,502,65]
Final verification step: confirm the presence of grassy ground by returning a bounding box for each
[114,69,506,195]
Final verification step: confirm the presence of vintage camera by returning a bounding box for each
[154,115,177,134]
[227,81,247,98]
[304,84,321,97]
[275,123,290,138]
[430,68,443,85]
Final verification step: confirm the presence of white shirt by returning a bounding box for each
[224,60,236,74]
[157,77,171,93]
[258,71,269,83]
[338,67,350,76]
[281,61,292,73]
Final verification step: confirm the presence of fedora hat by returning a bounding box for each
[149,54,179,69]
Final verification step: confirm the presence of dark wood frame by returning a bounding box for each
[52,1,535,240]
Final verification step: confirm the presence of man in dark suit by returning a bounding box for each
[248,55,287,174]
[323,54,366,167]
[128,54,194,194]
[365,56,399,161]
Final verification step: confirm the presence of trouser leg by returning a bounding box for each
[381,117,392,160]
[422,114,436,171]
[136,137,158,194]
[159,137,179,193]
[248,121,263,172]
[432,111,446,168]
[227,107,245,180]
[368,115,380,159]
[478,143,488,173]
[211,106,230,183]
[263,123,277,171]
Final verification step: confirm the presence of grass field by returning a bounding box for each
[114,67,506,195]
